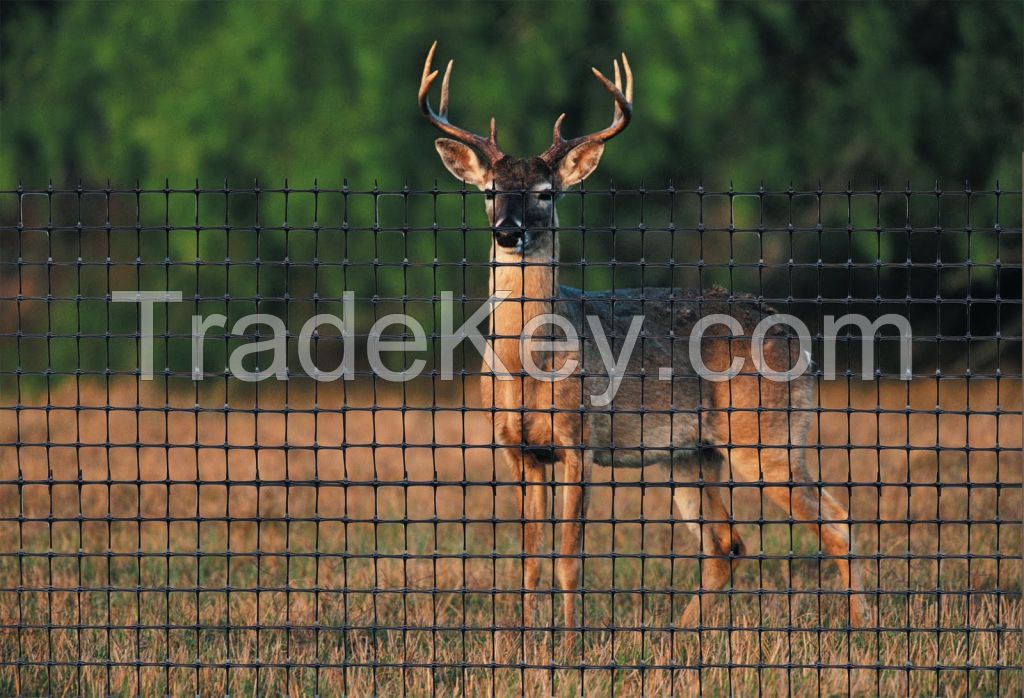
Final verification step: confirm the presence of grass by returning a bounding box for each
[0,377,1020,696]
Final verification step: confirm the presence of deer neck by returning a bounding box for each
[488,228,559,373]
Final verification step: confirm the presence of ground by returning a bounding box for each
[0,377,1020,696]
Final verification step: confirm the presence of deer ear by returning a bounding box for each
[434,138,492,189]
[556,141,606,187]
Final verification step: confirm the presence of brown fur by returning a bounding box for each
[469,160,870,629]
[426,56,869,627]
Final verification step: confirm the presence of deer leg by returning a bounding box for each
[766,484,870,628]
[731,447,871,628]
[521,457,549,626]
[555,449,588,628]
[673,480,745,627]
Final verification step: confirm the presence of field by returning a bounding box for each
[0,377,1020,696]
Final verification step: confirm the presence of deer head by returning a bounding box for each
[418,41,633,256]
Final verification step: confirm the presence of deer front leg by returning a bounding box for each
[519,455,549,627]
[555,449,588,628]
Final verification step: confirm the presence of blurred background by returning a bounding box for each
[1,0,1021,379]
[2,1,1020,187]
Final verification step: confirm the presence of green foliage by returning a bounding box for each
[3,0,1019,189]
[0,1,1019,377]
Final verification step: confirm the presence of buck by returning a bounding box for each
[418,42,870,629]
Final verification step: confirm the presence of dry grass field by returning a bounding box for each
[0,377,1020,696]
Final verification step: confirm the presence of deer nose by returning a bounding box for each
[493,216,524,248]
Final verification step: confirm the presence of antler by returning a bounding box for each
[418,41,504,163]
[541,53,633,164]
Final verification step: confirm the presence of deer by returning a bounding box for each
[418,41,870,630]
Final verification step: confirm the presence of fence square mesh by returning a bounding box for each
[0,182,1021,696]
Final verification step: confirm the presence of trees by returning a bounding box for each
[1,1,1018,376]
[2,1,1019,189]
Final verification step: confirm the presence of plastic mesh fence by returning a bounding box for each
[0,182,1021,696]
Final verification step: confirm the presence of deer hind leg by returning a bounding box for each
[666,460,746,628]
[729,446,871,628]
[554,449,589,628]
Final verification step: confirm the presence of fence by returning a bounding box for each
[0,183,1021,696]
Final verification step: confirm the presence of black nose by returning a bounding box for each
[493,217,523,248]
[494,230,522,248]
